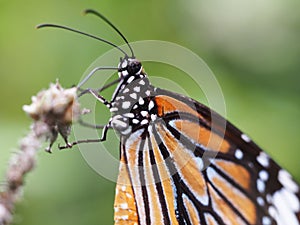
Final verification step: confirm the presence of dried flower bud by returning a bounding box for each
[23,81,80,152]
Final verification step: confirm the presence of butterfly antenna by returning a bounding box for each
[36,24,129,57]
[84,9,135,58]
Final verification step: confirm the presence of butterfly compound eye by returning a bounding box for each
[127,60,142,74]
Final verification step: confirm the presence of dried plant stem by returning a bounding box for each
[0,121,51,225]
[0,82,80,225]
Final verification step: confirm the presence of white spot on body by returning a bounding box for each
[241,133,251,142]
[130,93,137,99]
[151,114,157,121]
[257,152,270,167]
[124,113,135,118]
[132,119,139,124]
[116,96,125,101]
[235,149,243,159]
[133,86,140,92]
[110,107,118,112]
[127,76,134,83]
[140,111,148,117]
[138,97,144,105]
[141,119,148,125]
[148,100,154,110]
[122,101,131,109]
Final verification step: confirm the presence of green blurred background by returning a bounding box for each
[1,0,299,224]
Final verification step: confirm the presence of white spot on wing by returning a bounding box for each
[262,216,271,225]
[272,188,300,225]
[259,170,269,181]
[257,179,265,193]
[278,169,299,193]
[257,152,270,167]
[241,133,251,142]
[235,149,243,159]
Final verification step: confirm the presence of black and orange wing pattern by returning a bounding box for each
[110,58,300,225]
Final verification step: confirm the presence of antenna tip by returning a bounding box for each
[82,9,94,16]
[36,24,48,29]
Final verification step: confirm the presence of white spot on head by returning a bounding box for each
[235,149,243,159]
[122,70,129,76]
[259,170,269,181]
[257,152,270,167]
[133,86,140,92]
[130,93,137,99]
[257,179,265,193]
[278,169,299,193]
[148,101,154,110]
[122,60,128,68]
[122,101,131,109]
[241,133,251,142]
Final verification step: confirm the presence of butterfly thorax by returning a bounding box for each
[109,57,157,136]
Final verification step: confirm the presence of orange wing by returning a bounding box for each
[114,88,300,225]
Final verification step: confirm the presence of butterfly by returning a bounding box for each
[39,9,300,225]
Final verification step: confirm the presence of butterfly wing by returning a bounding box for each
[114,87,300,225]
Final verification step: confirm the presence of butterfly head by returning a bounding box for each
[118,57,145,78]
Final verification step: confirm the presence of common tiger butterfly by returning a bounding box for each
[38,9,300,225]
